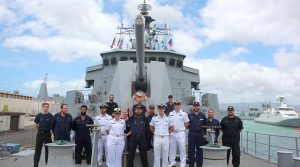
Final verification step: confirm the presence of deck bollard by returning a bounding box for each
[277,151,293,167]
[293,157,300,167]
[201,146,230,167]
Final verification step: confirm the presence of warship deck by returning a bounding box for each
[0,128,277,167]
[0,149,277,167]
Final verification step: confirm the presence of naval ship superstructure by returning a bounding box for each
[66,1,200,117]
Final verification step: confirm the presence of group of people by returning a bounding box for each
[33,94,243,167]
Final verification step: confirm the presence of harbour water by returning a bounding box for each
[241,120,300,163]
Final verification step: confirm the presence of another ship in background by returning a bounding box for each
[238,107,261,120]
[254,96,300,127]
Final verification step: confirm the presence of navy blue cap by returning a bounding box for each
[227,106,234,111]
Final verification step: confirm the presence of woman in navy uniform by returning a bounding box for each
[71,105,94,165]
[106,108,126,167]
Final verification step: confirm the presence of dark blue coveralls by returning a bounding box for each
[188,112,207,167]
[165,102,174,116]
[206,118,220,143]
[72,115,94,164]
[33,113,53,167]
[127,115,149,167]
[50,112,72,141]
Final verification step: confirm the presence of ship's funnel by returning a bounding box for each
[134,14,147,92]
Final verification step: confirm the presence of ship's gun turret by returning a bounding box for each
[134,14,147,92]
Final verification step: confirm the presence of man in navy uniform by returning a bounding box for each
[188,102,207,167]
[94,104,112,166]
[165,95,174,116]
[71,105,94,165]
[106,94,119,116]
[127,105,149,167]
[50,104,73,141]
[33,103,53,167]
[206,108,220,143]
[220,106,243,167]
[169,100,189,167]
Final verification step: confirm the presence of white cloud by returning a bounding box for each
[1,60,27,68]
[274,49,300,71]
[218,47,250,61]
[184,55,300,105]
[4,35,106,62]
[0,3,17,24]
[200,0,300,47]
[172,30,204,55]
[23,79,86,96]
[1,0,120,62]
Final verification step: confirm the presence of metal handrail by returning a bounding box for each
[240,131,300,163]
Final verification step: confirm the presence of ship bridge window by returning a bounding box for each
[145,57,147,63]
[103,59,109,66]
[279,108,293,111]
[284,114,297,116]
[158,57,166,62]
[120,56,128,61]
[111,57,117,65]
[130,57,137,62]
[191,82,199,90]
[149,57,156,62]
[169,58,175,66]
[176,60,183,67]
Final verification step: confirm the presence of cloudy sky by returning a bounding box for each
[0,0,300,105]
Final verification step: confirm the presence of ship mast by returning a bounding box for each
[111,0,172,50]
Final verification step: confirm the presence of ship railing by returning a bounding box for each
[240,131,300,163]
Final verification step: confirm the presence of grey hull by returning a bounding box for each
[254,118,300,128]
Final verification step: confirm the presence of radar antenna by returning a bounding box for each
[44,73,48,84]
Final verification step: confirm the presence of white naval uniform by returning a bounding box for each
[106,118,125,167]
[94,114,112,165]
[149,114,173,167]
[169,110,189,167]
